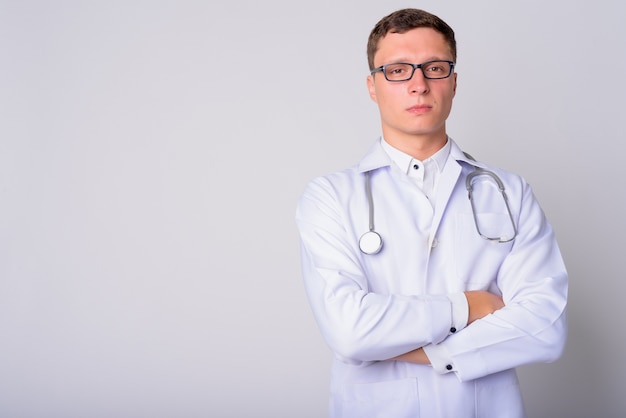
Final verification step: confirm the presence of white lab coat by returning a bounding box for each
[295,138,567,418]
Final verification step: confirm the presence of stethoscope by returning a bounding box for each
[358,162,518,255]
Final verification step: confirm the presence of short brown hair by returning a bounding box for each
[367,8,457,70]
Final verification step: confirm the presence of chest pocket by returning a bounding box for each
[340,378,420,418]
[454,212,514,291]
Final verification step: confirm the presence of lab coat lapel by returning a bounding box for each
[428,159,462,248]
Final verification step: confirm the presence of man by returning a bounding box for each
[295,8,567,418]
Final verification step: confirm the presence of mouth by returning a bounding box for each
[406,104,432,114]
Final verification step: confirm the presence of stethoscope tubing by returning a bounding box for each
[359,163,518,255]
[466,168,518,243]
[359,171,383,255]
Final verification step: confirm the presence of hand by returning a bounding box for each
[464,290,504,324]
[390,347,430,364]
[389,291,504,365]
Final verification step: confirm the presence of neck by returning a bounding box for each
[382,131,448,161]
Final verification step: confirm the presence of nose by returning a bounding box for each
[408,68,429,94]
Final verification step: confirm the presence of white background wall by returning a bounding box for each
[1,1,624,417]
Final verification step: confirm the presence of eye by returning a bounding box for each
[425,64,445,73]
[423,61,453,76]
[386,65,409,75]
[383,64,413,80]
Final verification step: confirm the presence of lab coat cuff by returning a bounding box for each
[447,292,469,333]
[423,343,456,375]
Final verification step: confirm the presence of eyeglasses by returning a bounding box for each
[371,60,455,82]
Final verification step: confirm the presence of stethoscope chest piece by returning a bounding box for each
[359,230,383,255]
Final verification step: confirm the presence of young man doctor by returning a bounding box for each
[296,8,567,418]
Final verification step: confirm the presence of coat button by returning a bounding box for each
[446,364,453,371]
[450,327,457,333]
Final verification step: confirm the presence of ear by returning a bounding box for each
[452,72,458,96]
[366,75,378,103]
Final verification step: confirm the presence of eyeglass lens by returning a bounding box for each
[383,61,452,81]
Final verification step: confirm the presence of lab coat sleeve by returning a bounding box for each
[296,176,460,363]
[424,179,568,382]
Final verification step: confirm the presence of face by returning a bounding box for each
[367,27,457,149]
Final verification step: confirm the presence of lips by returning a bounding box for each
[406,104,432,114]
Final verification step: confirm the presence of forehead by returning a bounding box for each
[374,27,452,65]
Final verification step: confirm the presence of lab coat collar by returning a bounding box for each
[357,137,488,173]
[357,139,393,173]
[449,140,489,170]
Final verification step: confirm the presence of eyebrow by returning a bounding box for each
[381,56,451,65]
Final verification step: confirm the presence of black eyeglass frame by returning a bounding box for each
[370,60,456,82]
